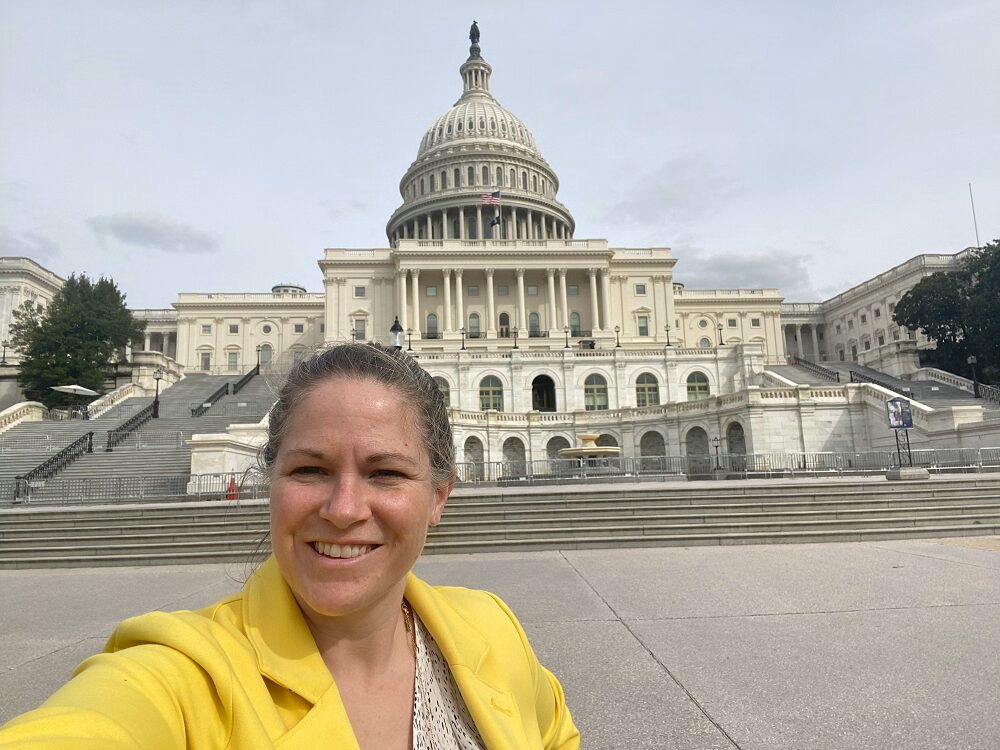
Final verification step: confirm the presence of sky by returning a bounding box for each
[2,0,998,309]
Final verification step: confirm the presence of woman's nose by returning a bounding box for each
[317,474,373,528]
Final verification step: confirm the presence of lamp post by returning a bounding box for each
[967,355,980,398]
[406,328,413,351]
[152,367,164,418]
[712,436,721,470]
[664,324,671,347]
[350,327,357,343]
[563,325,570,349]
[460,326,466,350]
[614,325,621,348]
[512,326,519,349]
[255,344,261,367]
[717,323,724,346]
[390,316,404,350]
[0,339,8,364]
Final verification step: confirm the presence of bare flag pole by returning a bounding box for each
[968,182,981,249]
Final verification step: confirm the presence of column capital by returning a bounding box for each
[546,268,557,278]
[485,267,494,277]
[516,268,525,278]
[588,267,599,276]
[411,269,420,279]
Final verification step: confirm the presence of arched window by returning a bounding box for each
[498,312,510,338]
[426,313,438,338]
[521,171,528,189]
[454,168,461,187]
[420,178,425,196]
[433,376,450,406]
[429,174,435,192]
[496,167,503,186]
[532,174,538,192]
[468,166,475,185]
[510,168,516,188]
[441,171,447,189]
[258,343,273,366]
[529,312,540,336]
[698,337,712,348]
[636,373,660,407]
[479,375,504,411]
[468,312,481,338]
[482,166,489,185]
[570,312,581,336]
[686,372,710,401]
[546,436,571,460]
[584,374,609,411]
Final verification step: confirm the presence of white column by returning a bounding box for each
[398,271,408,330]
[810,326,820,359]
[476,207,483,240]
[601,270,612,333]
[441,209,448,239]
[485,268,496,335]
[456,271,465,331]
[794,324,802,357]
[425,214,432,240]
[516,269,527,330]
[546,269,558,332]
[411,270,421,334]
[459,207,466,240]
[443,269,453,332]
[510,206,518,240]
[559,270,569,328]
[589,268,601,332]
[144,333,151,351]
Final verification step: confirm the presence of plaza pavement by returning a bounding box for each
[1,537,998,749]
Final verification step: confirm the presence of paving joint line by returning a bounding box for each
[7,635,106,671]
[624,600,1000,622]
[863,542,1000,571]
[558,551,743,750]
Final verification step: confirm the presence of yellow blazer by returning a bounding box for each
[0,556,580,749]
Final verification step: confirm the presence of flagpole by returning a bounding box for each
[968,183,981,248]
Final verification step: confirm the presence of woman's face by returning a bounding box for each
[269,376,451,624]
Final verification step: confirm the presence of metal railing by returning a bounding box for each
[792,356,840,382]
[189,399,272,418]
[191,382,231,416]
[105,404,155,451]
[102,430,187,449]
[1,471,271,505]
[231,364,260,395]
[13,432,94,501]
[849,369,897,391]
[978,382,1000,406]
[528,331,549,338]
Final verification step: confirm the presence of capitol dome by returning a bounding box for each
[386,25,574,244]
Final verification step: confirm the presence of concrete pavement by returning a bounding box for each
[1,537,998,748]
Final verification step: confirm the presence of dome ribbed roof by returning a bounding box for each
[418,98,538,158]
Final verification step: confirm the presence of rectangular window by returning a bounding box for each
[638,315,649,336]
[727,319,737,328]
[526,285,538,296]
[496,285,509,297]
[634,283,647,296]
[877,335,885,346]
[860,314,867,324]
[320,323,325,333]
[201,324,212,335]
[889,302,896,312]
[200,352,211,370]
[567,285,579,296]
[751,318,761,328]
[354,320,366,340]
[892,329,900,340]
[426,286,437,297]
[863,340,871,350]
[228,324,239,334]
[227,352,238,371]
[354,286,366,298]
[467,286,479,297]
[294,323,304,333]
[836,324,842,334]
[874,308,881,318]
[848,320,854,330]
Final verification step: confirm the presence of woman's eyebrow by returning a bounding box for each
[365,451,420,467]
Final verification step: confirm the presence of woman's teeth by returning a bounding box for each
[313,542,373,559]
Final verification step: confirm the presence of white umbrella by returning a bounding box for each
[50,384,100,397]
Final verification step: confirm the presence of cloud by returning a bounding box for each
[604,154,743,229]
[87,212,219,254]
[0,227,59,262]
[322,199,366,220]
[672,240,820,301]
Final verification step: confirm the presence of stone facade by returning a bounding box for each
[0,257,65,364]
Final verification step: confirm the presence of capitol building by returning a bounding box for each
[1,27,987,467]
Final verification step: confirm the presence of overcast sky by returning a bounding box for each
[2,1,998,309]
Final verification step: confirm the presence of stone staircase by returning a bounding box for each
[2,475,998,568]
[0,374,268,503]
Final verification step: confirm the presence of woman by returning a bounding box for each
[0,344,580,749]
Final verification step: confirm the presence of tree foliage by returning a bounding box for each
[893,240,1000,383]
[10,275,146,408]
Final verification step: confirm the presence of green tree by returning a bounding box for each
[893,240,1000,383]
[10,274,146,408]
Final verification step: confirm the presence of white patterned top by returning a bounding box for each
[411,607,487,750]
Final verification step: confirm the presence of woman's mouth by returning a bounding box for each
[312,542,376,559]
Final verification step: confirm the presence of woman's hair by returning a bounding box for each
[259,343,455,487]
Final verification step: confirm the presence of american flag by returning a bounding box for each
[481,190,501,205]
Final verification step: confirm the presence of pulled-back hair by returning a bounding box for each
[260,344,454,488]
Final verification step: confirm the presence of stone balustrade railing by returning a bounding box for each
[0,402,47,434]
[87,383,144,419]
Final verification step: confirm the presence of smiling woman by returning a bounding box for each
[0,344,579,750]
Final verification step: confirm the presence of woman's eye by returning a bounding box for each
[372,469,404,479]
[291,466,324,476]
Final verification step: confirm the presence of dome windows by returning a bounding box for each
[468,118,474,131]
[447,123,453,135]
[482,166,489,184]
[429,174,436,192]
[468,166,475,185]
[457,120,463,132]
[496,166,503,185]
[490,118,496,130]
[454,168,461,187]
[479,117,485,130]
